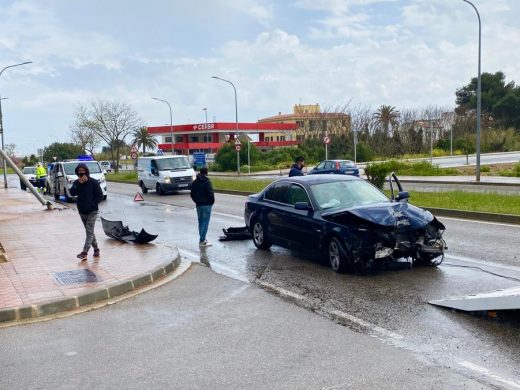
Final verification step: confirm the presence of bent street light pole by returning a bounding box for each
[0,61,32,188]
[152,97,173,155]
[462,0,482,182]
[212,76,248,175]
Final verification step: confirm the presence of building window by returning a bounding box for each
[276,136,280,141]
[281,136,285,141]
[165,136,172,143]
[175,136,183,142]
[190,136,199,142]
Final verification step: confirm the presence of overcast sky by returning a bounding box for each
[1,0,519,155]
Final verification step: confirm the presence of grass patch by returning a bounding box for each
[406,191,520,216]
[106,171,138,182]
[0,168,15,174]
[211,177,273,193]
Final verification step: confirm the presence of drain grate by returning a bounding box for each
[53,269,101,285]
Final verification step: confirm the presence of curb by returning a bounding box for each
[399,179,520,188]
[0,252,181,324]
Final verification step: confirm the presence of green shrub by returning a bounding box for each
[480,165,490,173]
[365,162,392,189]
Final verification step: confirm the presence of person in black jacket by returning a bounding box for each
[288,156,305,177]
[190,167,215,247]
[69,163,104,260]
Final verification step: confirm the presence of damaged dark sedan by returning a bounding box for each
[244,175,446,273]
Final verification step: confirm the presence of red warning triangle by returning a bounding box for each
[134,192,144,202]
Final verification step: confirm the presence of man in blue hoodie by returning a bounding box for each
[69,163,104,260]
[190,167,215,247]
[289,156,305,177]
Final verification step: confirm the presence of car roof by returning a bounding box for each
[276,174,361,185]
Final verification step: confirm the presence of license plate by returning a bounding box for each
[178,184,188,187]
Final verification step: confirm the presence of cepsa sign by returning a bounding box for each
[193,123,215,131]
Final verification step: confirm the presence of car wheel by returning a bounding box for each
[156,183,164,195]
[103,195,107,200]
[140,181,148,194]
[20,181,26,191]
[328,237,353,273]
[251,219,272,250]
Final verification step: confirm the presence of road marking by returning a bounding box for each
[444,254,520,273]
[440,216,520,228]
[458,361,520,389]
[213,211,243,220]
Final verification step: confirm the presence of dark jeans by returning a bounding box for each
[80,211,99,252]
[196,205,212,242]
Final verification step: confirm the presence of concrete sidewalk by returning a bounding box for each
[0,188,180,323]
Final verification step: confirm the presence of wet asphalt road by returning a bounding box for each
[5,174,520,387]
[94,181,520,387]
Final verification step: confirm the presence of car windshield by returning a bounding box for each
[311,180,389,210]
[63,161,102,175]
[23,167,36,174]
[156,157,191,170]
[338,161,356,168]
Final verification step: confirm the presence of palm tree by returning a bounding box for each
[131,126,158,155]
[373,105,400,135]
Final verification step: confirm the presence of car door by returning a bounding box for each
[285,183,322,252]
[312,161,326,174]
[263,181,293,246]
[323,161,335,174]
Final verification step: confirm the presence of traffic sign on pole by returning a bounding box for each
[234,138,241,145]
[323,136,330,145]
[130,151,138,160]
[131,144,138,153]
[235,145,241,152]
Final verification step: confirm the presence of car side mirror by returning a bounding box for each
[396,191,410,202]
[294,202,312,211]
[56,172,63,178]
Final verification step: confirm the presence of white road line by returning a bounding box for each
[439,216,520,228]
[444,254,520,273]
[213,211,243,220]
[458,361,520,389]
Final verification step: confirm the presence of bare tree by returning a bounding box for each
[69,105,100,156]
[73,100,142,172]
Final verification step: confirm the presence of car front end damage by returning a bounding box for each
[323,204,447,268]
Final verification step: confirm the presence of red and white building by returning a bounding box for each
[147,122,299,155]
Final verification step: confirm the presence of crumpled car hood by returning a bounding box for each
[322,201,440,229]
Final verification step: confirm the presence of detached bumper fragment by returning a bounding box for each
[101,217,158,244]
[219,226,252,241]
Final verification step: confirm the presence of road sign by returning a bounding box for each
[324,136,330,145]
[134,192,144,202]
[234,138,241,145]
[193,152,206,167]
[130,152,138,160]
[235,145,241,152]
[131,144,138,153]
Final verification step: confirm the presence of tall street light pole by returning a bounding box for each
[462,0,482,182]
[1,61,32,188]
[203,107,209,153]
[212,76,250,175]
[152,97,174,156]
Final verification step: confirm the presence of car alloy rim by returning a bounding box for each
[253,223,263,245]
[329,240,340,269]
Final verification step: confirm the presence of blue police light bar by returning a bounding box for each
[77,155,94,161]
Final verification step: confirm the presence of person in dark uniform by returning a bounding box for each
[190,167,215,247]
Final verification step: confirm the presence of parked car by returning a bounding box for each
[20,166,37,191]
[100,161,112,173]
[47,160,108,202]
[308,159,360,176]
[244,175,446,273]
[137,155,196,195]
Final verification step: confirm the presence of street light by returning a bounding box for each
[212,76,250,175]
[202,107,209,153]
[151,97,173,155]
[462,0,482,182]
[1,61,32,188]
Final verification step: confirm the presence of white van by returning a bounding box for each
[48,160,108,202]
[137,155,196,195]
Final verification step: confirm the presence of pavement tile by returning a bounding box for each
[0,187,178,313]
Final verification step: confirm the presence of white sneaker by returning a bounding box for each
[199,240,212,247]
